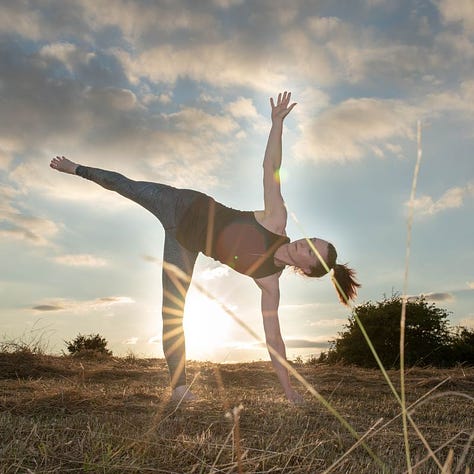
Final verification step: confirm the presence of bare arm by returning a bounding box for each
[261,92,296,231]
[255,275,303,403]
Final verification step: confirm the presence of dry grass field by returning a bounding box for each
[0,350,473,473]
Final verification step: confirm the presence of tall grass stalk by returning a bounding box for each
[401,119,424,473]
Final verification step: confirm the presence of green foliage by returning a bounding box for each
[319,295,473,368]
[450,327,474,365]
[65,333,112,358]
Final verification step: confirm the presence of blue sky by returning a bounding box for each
[1,0,473,361]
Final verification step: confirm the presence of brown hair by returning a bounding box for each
[303,242,361,306]
[332,262,361,305]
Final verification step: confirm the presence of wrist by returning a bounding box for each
[270,121,283,132]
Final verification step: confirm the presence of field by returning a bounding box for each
[0,351,472,473]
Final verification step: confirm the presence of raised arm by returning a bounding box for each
[261,92,296,231]
[255,275,304,404]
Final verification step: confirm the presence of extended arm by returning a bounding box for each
[255,275,304,404]
[261,92,296,231]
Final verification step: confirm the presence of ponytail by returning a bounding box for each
[300,240,361,306]
[332,263,360,306]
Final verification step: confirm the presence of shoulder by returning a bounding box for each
[254,272,281,293]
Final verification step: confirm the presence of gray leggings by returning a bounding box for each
[76,165,201,388]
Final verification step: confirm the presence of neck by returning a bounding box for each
[274,243,291,267]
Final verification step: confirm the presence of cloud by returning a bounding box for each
[0,211,60,246]
[468,282,474,289]
[310,318,347,327]
[98,297,133,304]
[0,137,22,169]
[410,182,474,216]
[0,2,44,40]
[280,303,323,310]
[251,335,330,349]
[0,185,21,214]
[113,43,287,92]
[39,42,96,74]
[212,0,245,7]
[124,337,139,345]
[54,254,108,267]
[31,296,134,313]
[166,107,238,136]
[295,98,419,162]
[438,0,474,32]
[199,265,230,281]
[85,87,138,111]
[246,336,331,349]
[407,292,454,302]
[2,1,473,202]
[227,97,259,119]
[82,0,218,42]
[284,338,331,349]
[424,81,474,118]
[0,38,238,203]
[143,255,160,264]
[364,0,388,5]
[422,292,454,302]
[32,304,65,312]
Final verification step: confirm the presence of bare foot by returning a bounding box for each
[50,156,79,175]
[171,385,197,404]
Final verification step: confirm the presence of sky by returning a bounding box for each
[1,0,473,362]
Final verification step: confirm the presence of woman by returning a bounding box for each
[50,92,360,403]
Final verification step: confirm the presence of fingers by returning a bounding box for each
[271,92,297,119]
[272,91,293,106]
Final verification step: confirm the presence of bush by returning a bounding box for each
[319,295,473,368]
[450,327,474,365]
[65,333,112,358]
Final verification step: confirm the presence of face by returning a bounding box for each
[290,238,329,275]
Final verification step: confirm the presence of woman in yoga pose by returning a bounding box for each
[50,92,359,403]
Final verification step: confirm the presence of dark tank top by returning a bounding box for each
[176,194,289,278]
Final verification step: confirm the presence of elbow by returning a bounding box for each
[263,162,279,173]
[265,332,283,349]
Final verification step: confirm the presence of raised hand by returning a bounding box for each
[270,91,297,123]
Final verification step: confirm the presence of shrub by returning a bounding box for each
[65,333,112,358]
[450,327,474,365]
[318,295,473,368]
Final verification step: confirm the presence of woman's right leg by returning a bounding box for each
[51,157,201,230]
[74,165,183,229]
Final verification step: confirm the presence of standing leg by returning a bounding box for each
[162,231,198,391]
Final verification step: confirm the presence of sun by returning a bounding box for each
[182,288,233,359]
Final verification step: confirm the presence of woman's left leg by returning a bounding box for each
[161,230,198,389]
